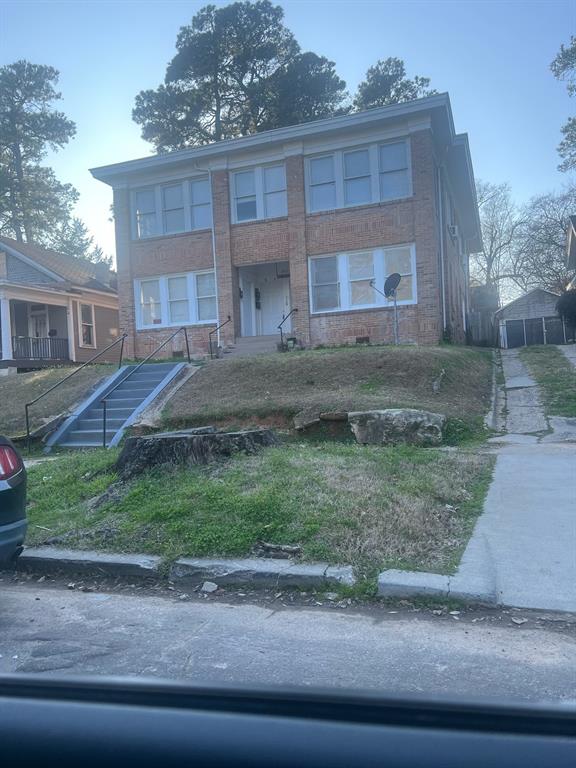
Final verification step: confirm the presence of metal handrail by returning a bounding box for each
[209,315,231,359]
[24,333,127,452]
[100,326,191,448]
[278,308,298,350]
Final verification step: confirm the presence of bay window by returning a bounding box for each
[135,271,217,329]
[306,138,411,213]
[309,245,416,314]
[231,164,287,223]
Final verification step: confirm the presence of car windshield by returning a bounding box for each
[1,0,575,707]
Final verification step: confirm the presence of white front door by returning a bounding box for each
[258,278,290,335]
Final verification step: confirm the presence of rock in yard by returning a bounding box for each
[348,409,446,447]
[201,581,219,593]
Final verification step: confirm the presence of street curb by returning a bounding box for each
[8,547,356,590]
[377,569,497,605]
[170,557,356,589]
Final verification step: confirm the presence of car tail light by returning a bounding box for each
[0,446,22,481]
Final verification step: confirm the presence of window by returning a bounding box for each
[348,251,375,306]
[140,280,162,325]
[162,184,185,234]
[135,189,157,238]
[135,272,217,329]
[190,178,212,230]
[78,303,95,347]
[132,176,212,238]
[196,272,217,321]
[234,171,258,222]
[309,245,416,313]
[379,141,410,200]
[309,155,336,212]
[344,150,371,206]
[311,256,340,312]
[167,276,189,323]
[306,139,411,212]
[231,165,287,223]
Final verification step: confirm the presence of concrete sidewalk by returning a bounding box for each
[463,349,576,611]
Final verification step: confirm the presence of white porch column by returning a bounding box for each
[0,293,13,360]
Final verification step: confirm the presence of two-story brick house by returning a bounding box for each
[91,93,481,358]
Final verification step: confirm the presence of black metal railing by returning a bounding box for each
[12,336,69,360]
[24,333,127,452]
[209,315,232,359]
[278,308,298,350]
[100,327,191,448]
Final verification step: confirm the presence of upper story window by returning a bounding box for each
[306,138,412,214]
[135,270,217,329]
[132,176,212,239]
[309,244,416,314]
[231,164,287,223]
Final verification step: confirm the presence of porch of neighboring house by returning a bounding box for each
[0,296,71,367]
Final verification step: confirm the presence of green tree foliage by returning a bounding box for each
[0,60,76,241]
[353,57,436,111]
[133,1,346,150]
[551,36,576,171]
[48,217,112,265]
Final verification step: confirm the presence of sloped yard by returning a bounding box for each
[25,444,494,580]
[164,345,493,441]
[0,364,115,438]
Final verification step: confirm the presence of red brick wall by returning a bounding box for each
[116,129,452,356]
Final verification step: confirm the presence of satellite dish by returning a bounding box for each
[384,272,401,298]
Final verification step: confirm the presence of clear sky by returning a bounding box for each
[1,0,575,260]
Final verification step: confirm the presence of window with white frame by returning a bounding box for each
[306,139,411,213]
[136,271,217,329]
[78,303,96,347]
[132,176,212,239]
[190,177,212,230]
[309,245,416,313]
[134,189,157,238]
[231,164,287,223]
[162,184,185,234]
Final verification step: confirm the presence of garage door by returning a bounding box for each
[544,316,565,345]
[505,320,525,348]
[525,318,544,345]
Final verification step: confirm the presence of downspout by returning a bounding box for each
[436,165,447,334]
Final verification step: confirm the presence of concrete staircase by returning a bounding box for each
[47,362,184,449]
[225,335,279,358]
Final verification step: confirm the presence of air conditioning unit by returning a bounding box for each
[448,224,459,240]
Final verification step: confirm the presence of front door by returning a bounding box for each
[28,304,48,358]
[258,278,290,335]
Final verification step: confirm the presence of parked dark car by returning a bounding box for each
[0,436,27,564]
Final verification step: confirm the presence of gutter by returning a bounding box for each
[194,163,222,347]
[436,165,447,333]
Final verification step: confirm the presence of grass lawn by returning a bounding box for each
[26,444,494,583]
[519,346,576,418]
[164,345,493,443]
[0,364,116,438]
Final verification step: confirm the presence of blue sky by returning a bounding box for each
[1,0,575,258]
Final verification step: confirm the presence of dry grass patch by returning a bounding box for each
[165,345,493,441]
[0,365,115,438]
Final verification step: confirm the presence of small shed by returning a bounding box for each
[495,288,569,348]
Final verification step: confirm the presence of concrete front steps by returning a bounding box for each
[225,335,279,357]
[46,362,185,450]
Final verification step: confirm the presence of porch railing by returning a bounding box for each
[12,336,69,360]
[278,308,298,350]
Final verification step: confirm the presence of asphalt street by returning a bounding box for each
[1,578,575,703]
